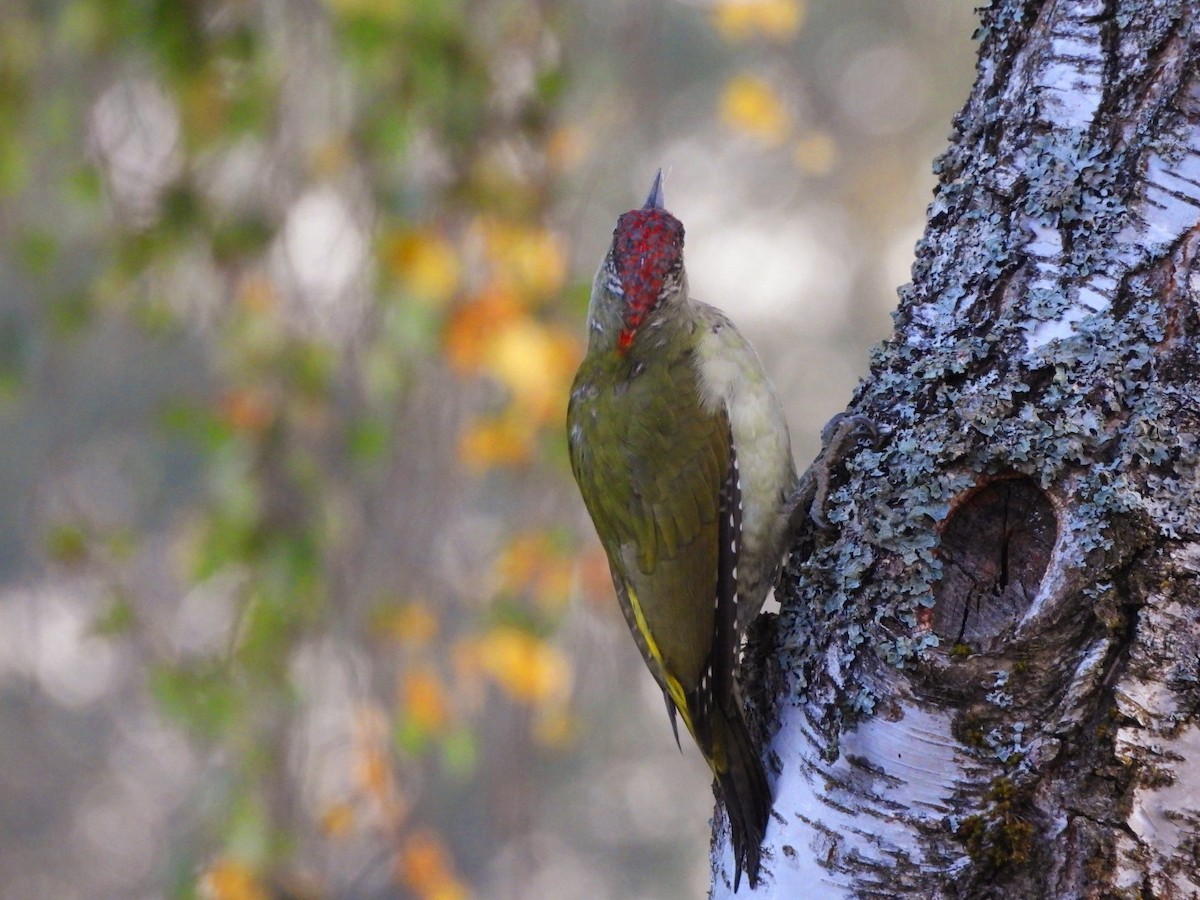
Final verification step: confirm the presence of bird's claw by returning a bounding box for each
[820,412,878,446]
[788,412,881,533]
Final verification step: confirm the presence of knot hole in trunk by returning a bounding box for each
[931,476,1057,653]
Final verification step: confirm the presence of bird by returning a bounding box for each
[567,171,798,889]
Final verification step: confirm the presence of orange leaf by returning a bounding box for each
[442,287,523,373]
[219,388,275,435]
[532,704,576,749]
[355,747,392,799]
[397,830,472,899]
[546,125,590,172]
[199,859,268,900]
[497,532,574,612]
[401,665,450,734]
[577,542,616,606]
[237,273,280,314]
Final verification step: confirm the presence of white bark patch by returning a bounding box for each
[1020,3,1200,355]
[1037,24,1105,129]
[1026,124,1200,353]
[1024,222,1076,351]
[1119,130,1200,253]
[1114,673,1181,732]
[1110,545,1200,896]
[1018,0,1111,355]
[717,699,974,897]
[1121,725,1200,896]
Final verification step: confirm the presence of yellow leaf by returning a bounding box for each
[532,704,576,748]
[498,532,574,613]
[720,75,790,145]
[486,223,568,300]
[793,131,837,175]
[458,414,535,470]
[546,125,590,172]
[200,860,268,900]
[712,0,806,42]
[374,601,439,647]
[484,318,579,423]
[320,802,356,839]
[475,626,571,706]
[385,229,461,306]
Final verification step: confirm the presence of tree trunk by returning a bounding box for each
[715,1,1200,896]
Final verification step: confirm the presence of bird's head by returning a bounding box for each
[589,170,687,354]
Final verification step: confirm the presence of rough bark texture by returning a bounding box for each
[713,1,1200,897]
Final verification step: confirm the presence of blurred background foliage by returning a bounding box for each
[0,0,975,897]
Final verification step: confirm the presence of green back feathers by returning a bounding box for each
[567,326,729,690]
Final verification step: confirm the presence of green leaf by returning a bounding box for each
[394,715,429,757]
[211,216,274,265]
[160,181,204,234]
[46,523,88,565]
[64,163,103,207]
[16,230,59,275]
[0,132,29,195]
[49,289,94,335]
[224,792,271,866]
[440,726,478,778]
[536,67,566,105]
[349,419,389,463]
[91,593,139,637]
[151,664,239,739]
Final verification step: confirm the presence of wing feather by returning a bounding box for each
[567,335,730,695]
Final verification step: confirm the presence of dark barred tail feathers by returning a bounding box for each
[706,438,769,889]
[707,696,770,890]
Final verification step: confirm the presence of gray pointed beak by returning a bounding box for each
[642,169,666,210]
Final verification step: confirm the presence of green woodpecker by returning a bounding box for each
[567,172,797,888]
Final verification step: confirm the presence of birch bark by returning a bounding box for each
[716,1,1200,896]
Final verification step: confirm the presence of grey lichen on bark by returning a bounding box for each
[714,1,1200,897]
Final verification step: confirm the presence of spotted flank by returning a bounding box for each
[688,439,741,751]
[692,438,768,890]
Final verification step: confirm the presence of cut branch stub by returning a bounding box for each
[932,477,1057,652]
